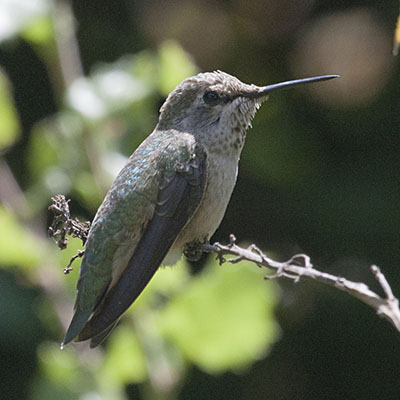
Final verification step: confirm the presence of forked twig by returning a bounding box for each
[201,235,400,333]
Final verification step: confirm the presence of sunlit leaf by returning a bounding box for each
[28,121,60,179]
[158,40,198,95]
[158,259,280,373]
[0,205,42,268]
[101,326,147,384]
[129,50,159,89]
[34,342,100,400]
[22,14,54,46]
[0,70,20,149]
[37,343,86,389]
[0,0,50,42]
[73,171,102,210]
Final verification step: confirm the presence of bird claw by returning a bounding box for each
[184,240,207,261]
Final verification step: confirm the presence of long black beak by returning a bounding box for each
[247,75,339,99]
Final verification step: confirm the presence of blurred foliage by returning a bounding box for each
[158,262,279,373]
[0,69,20,149]
[0,0,400,399]
[0,0,50,43]
[394,11,400,55]
[0,205,41,268]
[0,2,280,399]
[27,258,279,399]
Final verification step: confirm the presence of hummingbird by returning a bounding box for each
[62,70,338,348]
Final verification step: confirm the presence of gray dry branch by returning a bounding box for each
[49,195,400,332]
[201,235,400,333]
[48,195,90,273]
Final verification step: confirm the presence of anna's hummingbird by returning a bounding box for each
[62,71,338,348]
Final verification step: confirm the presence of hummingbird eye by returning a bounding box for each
[203,91,220,105]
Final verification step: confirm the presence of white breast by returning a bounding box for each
[172,153,239,250]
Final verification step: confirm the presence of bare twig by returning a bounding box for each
[48,195,90,273]
[63,249,85,275]
[201,235,400,333]
[48,195,400,333]
[48,194,90,249]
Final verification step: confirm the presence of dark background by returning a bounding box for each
[1,0,400,399]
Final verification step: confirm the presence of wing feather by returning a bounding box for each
[62,135,207,348]
[78,150,206,344]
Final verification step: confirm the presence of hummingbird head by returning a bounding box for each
[157,71,338,153]
[158,71,262,135]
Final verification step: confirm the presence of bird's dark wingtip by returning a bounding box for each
[62,309,93,348]
[88,320,119,348]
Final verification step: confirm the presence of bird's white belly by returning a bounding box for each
[169,154,239,255]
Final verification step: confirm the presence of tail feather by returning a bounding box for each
[88,320,120,348]
[61,309,92,349]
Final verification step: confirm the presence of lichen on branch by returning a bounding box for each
[48,194,90,273]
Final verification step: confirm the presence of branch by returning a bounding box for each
[48,196,400,333]
[48,195,90,273]
[48,194,90,249]
[201,234,400,333]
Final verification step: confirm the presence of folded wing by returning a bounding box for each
[62,137,207,348]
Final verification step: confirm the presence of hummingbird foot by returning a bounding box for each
[184,239,208,261]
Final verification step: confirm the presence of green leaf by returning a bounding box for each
[158,40,198,95]
[28,121,60,180]
[73,171,102,210]
[129,50,159,89]
[0,70,20,149]
[100,326,147,384]
[0,206,41,269]
[34,344,125,400]
[33,342,102,400]
[37,343,86,390]
[22,15,54,46]
[158,258,280,373]
[0,0,50,42]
